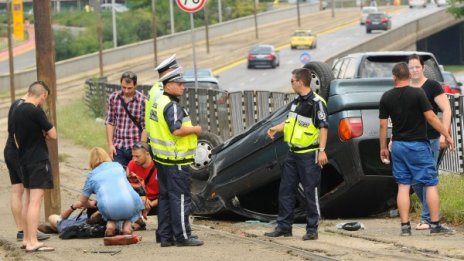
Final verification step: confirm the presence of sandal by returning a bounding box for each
[105,228,116,237]
[132,218,146,231]
[415,221,431,230]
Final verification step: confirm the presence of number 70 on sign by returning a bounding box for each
[176,0,207,13]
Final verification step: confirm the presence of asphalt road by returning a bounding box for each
[218,5,448,93]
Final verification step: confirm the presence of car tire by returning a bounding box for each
[271,60,277,69]
[366,29,371,33]
[190,132,223,180]
[291,45,296,50]
[247,64,253,69]
[303,61,334,101]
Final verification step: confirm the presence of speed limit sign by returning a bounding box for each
[176,0,207,13]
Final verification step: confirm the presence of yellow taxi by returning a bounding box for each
[290,30,317,50]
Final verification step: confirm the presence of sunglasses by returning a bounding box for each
[133,142,149,151]
[121,71,137,83]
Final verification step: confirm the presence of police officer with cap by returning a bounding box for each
[264,68,329,241]
[147,68,203,247]
[144,54,180,144]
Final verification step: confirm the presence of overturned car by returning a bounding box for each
[190,51,444,221]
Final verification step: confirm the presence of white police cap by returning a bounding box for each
[154,54,179,74]
[159,67,185,84]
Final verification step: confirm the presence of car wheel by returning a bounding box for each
[366,29,371,33]
[190,132,223,180]
[247,63,253,69]
[303,61,334,101]
[291,45,296,50]
[271,60,277,69]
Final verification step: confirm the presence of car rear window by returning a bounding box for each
[293,31,312,37]
[184,81,220,90]
[251,46,272,54]
[358,55,442,81]
[184,70,212,78]
[368,13,385,19]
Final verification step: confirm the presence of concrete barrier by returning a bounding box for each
[0,3,319,92]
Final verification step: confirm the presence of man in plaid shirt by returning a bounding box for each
[105,71,146,167]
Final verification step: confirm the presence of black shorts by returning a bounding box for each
[4,147,23,185]
[21,160,53,189]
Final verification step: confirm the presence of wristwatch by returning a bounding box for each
[319,148,325,152]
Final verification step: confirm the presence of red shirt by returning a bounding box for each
[127,160,159,200]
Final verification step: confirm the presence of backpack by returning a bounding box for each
[59,223,106,240]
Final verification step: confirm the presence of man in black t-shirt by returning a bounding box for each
[379,62,455,236]
[13,81,57,252]
[4,96,50,242]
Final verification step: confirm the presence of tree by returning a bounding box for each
[448,0,464,18]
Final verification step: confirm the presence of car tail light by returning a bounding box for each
[381,18,388,23]
[248,54,255,59]
[339,117,363,141]
[442,83,460,94]
[366,18,372,23]
[265,54,274,60]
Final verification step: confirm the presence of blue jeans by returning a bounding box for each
[411,138,439,223]
[113,147,132,168]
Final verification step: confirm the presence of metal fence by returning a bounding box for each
[85,80,464,173]
[84,80,296,141]
[440,95,464,173]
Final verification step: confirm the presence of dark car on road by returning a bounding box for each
[190,51,444,221]
[365,12,391,33]
[247,44,280,69]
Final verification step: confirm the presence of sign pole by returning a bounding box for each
[190,13,198,89]
[175,0,207,89]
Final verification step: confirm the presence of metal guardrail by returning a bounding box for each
[440,95,464,173]
[85,80,464,173]
[84,80,295,141]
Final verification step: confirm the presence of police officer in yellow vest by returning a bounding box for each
[147,68,204,247]
[264,68,329,241]
[145,54,180,145]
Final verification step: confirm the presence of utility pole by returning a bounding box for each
[296,0,301,27]
[111,0,117,48]
[97,4,104,77]
[204,5,210,54]
[169,0,175,34]
[33,0,61,218]
[218,0,222,23]
[7,0,15,103]
[253,0,259,39]
[152,0,158,67]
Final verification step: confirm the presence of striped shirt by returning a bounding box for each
[105,90,146,149]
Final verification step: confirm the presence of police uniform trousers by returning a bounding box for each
[276,151,321,234]
[156,164,192,243]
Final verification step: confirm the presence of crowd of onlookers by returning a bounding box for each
[4,53,457,253]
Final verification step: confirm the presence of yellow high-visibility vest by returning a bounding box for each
[283,93,326,153]
[148,94,197,165]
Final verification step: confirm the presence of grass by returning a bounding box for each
[58,97,464,225]
[443,65,464,73]
[410,174,464,225]
[57,98,106,149]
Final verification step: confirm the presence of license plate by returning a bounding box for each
[373,22,379,24]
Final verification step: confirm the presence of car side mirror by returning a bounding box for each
[458,82,463,87]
